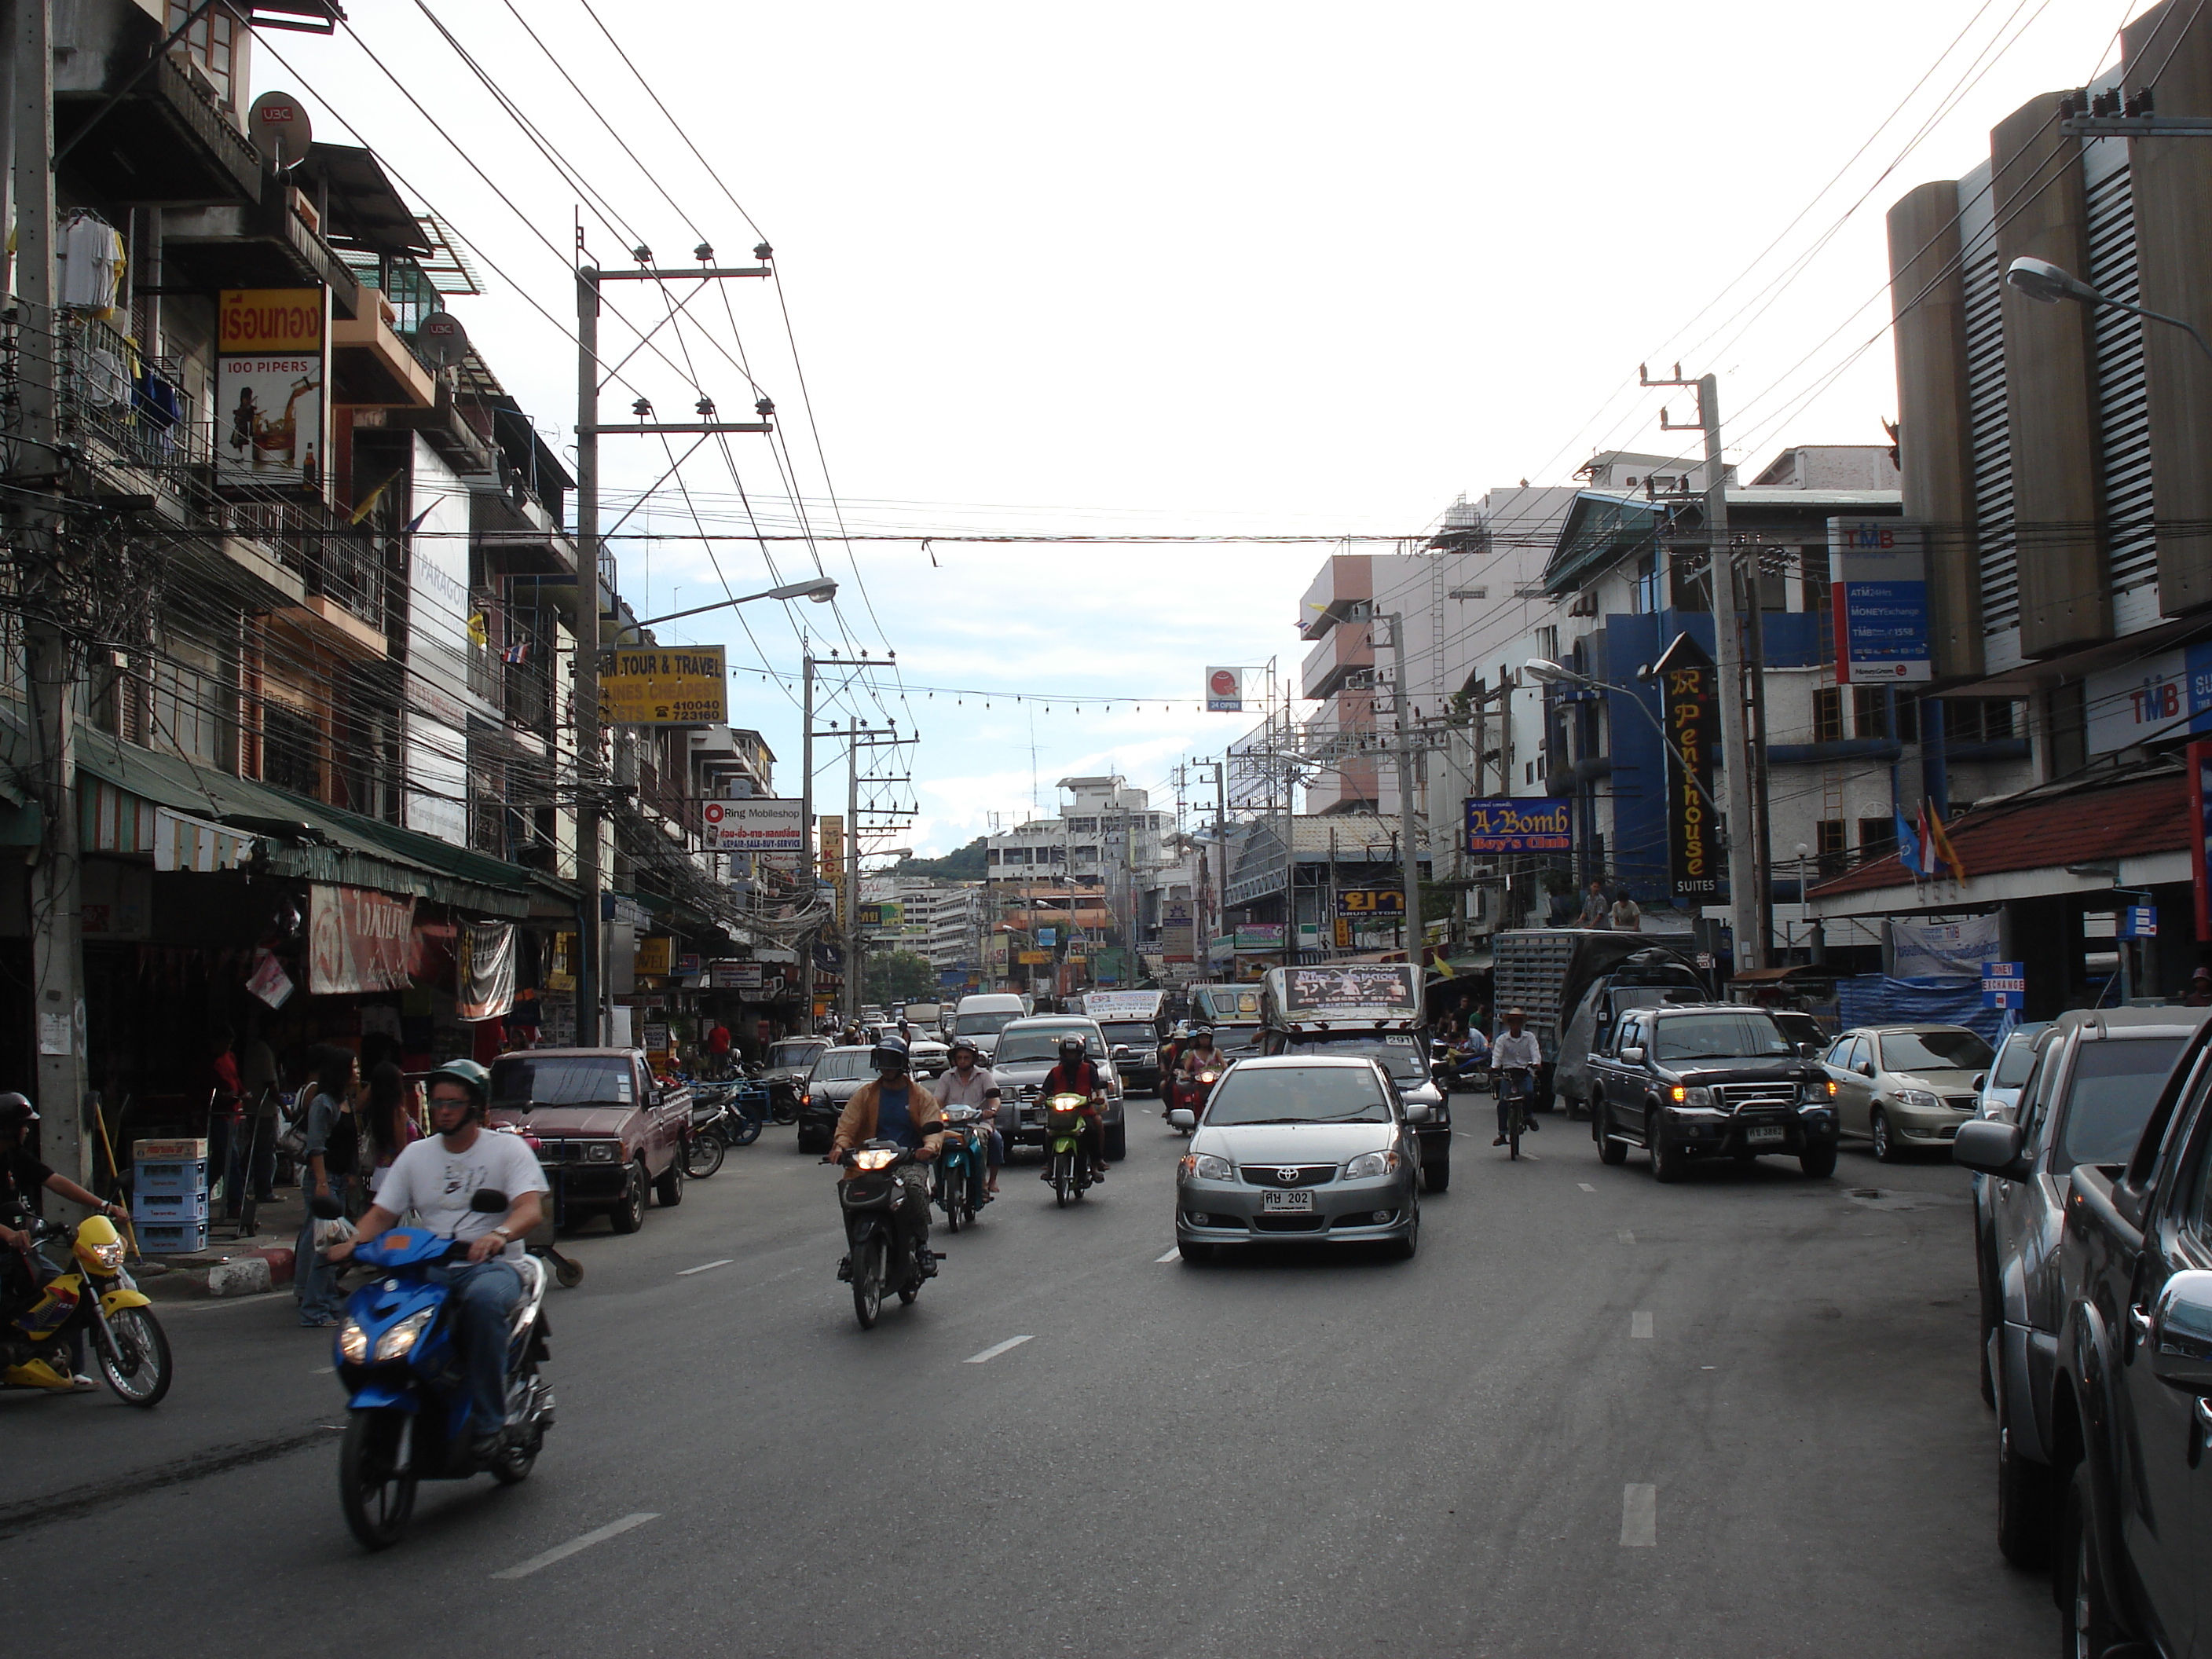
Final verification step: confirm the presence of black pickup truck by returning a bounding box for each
[1978,1016,2212,1656]
[1586,1002,1837,1181]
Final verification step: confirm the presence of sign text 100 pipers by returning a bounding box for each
[599,646,728,727]
[1655,632,1719,899]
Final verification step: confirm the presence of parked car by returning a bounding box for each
[760,1035,830,1117]
[1960,1007,2204,1565]
[795,1045,876,1155]
[990,1016,1128,1159]
[1819,1024,1994,1160]
[1972,1020,2054,1120]
[488,1048,690,1232]
[1586,1003,1837,1180]
[1171,1054,1420,1262]
[1967,1010,2212,1655]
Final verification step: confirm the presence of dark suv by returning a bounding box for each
[1586,1004,1837,1180]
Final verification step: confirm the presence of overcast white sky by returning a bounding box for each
[267,2,2144,854]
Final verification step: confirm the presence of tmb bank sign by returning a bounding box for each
[1463,798,1572,855]
[1829,518,1931,684]
[2087,640,2212,757]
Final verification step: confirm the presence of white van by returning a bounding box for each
[950,993,1032,1060]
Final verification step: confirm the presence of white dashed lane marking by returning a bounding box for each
[677,1259,733,1276]
[1155,1247,1181,1263]
[1621,1485,1657,1547]
[1632,1311,1654,1339]
[492,1513,660,1580]
[1577,1182,1596,1192]
[1617,1230,1635,1244]
[964,1335,1035,1364]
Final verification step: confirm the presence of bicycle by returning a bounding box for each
[1496,1068,1533,1160]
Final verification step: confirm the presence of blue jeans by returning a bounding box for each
[423,1258,523,1432]
[295,1174,353,1322]
[1496,1071,1530,1137]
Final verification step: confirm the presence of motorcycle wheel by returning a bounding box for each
[683,1130,726,1181]
[94,1306,172,1407]
[1053,1152,1073,1208]
[731,1112,764,1147]
[339,1411,418,1551]
[492,1373,541,1486]
[851,1232,884,1329]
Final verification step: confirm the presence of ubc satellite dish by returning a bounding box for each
[247,92,313,171]
[416,310,470,368]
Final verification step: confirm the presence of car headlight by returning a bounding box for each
[372,1308,436,1364]
[1181,1152,1233,1182]
[1668,1085,1715,1107]
[1344,1150,1400,1181]
[1804,1078,1838,1103]
[1892,1088,1942,1111]
[583,1141,620,1163]
[338,1320,370,1364]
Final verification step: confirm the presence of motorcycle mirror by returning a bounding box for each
[308,1195,346,1221]
[1168,1108,1196,1129]
[468,1188,511,1213]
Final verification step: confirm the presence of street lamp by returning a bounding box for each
[631,576,837,628]
[1522,658,1720,813]
[2005,255,2212,364]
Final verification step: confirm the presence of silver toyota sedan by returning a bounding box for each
[1171,1054,1421,1264]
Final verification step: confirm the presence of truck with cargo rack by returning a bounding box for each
[1257,964,1452,1192]
[1488,928,1707,1116]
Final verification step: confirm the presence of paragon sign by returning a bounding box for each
[1654,632,1719,899]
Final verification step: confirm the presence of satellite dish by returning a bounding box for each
[416,309,470,368]
[248,92,313,172]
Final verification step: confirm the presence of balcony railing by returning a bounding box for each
[54,313,211,477]
[223,497,391,634]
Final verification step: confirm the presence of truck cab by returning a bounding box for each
[1256,964,1452,1192]
[1586,1003,1837,1181]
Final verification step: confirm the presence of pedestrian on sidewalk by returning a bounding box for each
[294,1046,359,1328]
[361,1059,420,1205]
[238,1016,281,1204]
[205,1027,244,1220]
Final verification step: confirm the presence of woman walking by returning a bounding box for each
[293,1046,360,1328]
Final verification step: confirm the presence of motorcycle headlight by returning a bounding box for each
[1669,1085,1715,1108]
[1181,1152,1233,1182]
[1892,1088,1943,1111]
[1198,1071,1218,1085]
[338,1320,371,1364]
[85,1238,126,1272]
[851,1147,899,1170]
[372,1308,436,1364]
[1344,1150,1399,1181]
[583,1141,619,1163]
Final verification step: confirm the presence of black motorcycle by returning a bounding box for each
[832,1141,940,1329]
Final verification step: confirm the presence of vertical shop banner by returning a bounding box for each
[819,815,844,919]
[216,288,328,491]
[1161,899,1196,963]
[307,884,415,994]
[456,921,517,1021]
[2190,739,2212,941]
[1654,632,1719,899]
[1829,519,1932,684]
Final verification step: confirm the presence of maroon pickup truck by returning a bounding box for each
[489,1048,692,1233]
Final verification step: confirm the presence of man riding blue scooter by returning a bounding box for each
[326,1058,547,1464]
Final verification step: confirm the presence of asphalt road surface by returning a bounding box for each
[2,1109,2049,1657]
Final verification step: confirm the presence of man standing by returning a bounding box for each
[705,1019,734,1079]
[1489,1007,1543,1146]
[1578,879,1612,928]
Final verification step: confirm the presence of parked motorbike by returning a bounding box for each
[685,1087,734,1179]
[1043,1092,1095,1206]
[1432,1044,1491,1094]
[1163,1070,1217,1136]
[324,1190,555,1551]
[932,1105,991,1232]
[833,1141,941,1329]
[2,1214,170,1405]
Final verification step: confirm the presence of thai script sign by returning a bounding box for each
[307,884,414,994]
[1829,519,1931,684]
[1463,797,1572,855]
[217,287,327,491]
[703,797,804,854]
[1335,889,1407,916]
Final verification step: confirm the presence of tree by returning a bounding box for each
[866,950,939,1005]
[891,838,987,880]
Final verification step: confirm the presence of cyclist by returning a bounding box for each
[1489,1006,1542,1146]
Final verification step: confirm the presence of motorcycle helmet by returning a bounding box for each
[1057,1035,1086,1066]
[948,1038,979,1063]
[424,1057,492,1124]
[0,1092,37,1129]
[870,1036,910,1074]
[1190,1025,1215,1046]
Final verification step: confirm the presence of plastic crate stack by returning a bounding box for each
[133,1137,210,1254]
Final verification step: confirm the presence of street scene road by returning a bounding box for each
[4,1121,2043,1658]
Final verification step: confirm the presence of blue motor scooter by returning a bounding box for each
[321,1188,555,1551]
[932,1104,992,1232]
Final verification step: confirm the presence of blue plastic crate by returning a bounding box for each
[134,1158,208,1196]
[134,1220,208,1255]
[132,1188,209,1224]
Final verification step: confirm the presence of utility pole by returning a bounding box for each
[16,0,84,1192]
[1386,614,1423,967]
[1647,365,1763,973]
[571,250,771,1043]
[830,727,915,1021]
[798,652,894,1026]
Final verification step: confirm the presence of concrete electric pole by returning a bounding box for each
[1386,614,1424,966]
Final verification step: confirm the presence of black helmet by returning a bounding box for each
[0,1092,37,1128]
[870,1036,910,1072]
[1057,1035,1086,1062]
[948,1038,979,1062]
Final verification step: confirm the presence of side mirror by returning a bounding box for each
[1951,1119,2028,1181]
[469,1187,511,1214]
[1973,1071,1988,1091]
[2148,1269,2212,1391]
[1168,1108,1196,1129]
[1859,1062,1877,1078]
[1407,1101,1433,1122]
[1619,1046,1645,1065]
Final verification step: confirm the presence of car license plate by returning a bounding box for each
[1261,1189,1313,1212]
[1745,1126,1785,1146]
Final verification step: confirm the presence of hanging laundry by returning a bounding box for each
[57,212,124,316]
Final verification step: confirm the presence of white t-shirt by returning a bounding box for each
[375,1128,548,1261]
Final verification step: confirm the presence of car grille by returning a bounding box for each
[1240,1163,1338,1188]
[1944,1095,1976,1112]
[1713,1083,1798,1114]
[533,1142,599,1165]
[1252,1213,1329,1232]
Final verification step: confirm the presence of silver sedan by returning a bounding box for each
[1170,1055,1421,1264]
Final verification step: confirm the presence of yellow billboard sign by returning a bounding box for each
[1017,950,1050,965]
[600,646,727,727]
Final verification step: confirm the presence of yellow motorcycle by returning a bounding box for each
[3,1214,171,1404]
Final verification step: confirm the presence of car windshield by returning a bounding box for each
[1205,1066,1391,1125]
[1281,1035,1427,1083]
[1650,1013,1792,1061]
[810,1051,873,1082]
[954,1011,1020,1036]
[769,1041,822,1069]
[1880,1029,1994,1072]
[1098,1022,1155,1047]
[2057,1038,2187,1166]
[489,1057,633,1107]
[1992,1027,2049,1088]
[994,1028,1104,1064]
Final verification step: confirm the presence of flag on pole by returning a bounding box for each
[1925,802,1968,881]
[1895,802,1928,879]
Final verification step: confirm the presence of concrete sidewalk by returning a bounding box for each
[130,1186,309,1301]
